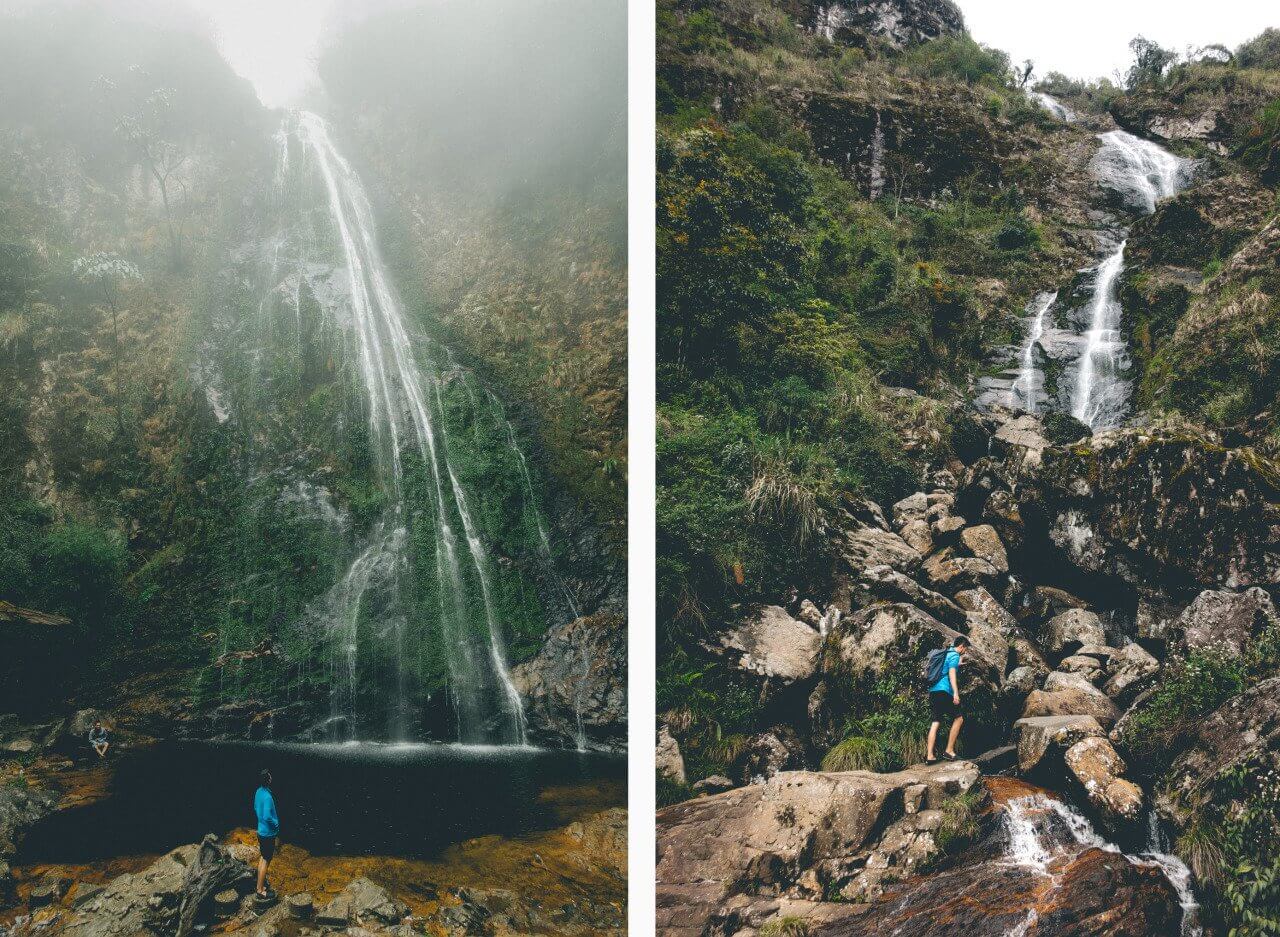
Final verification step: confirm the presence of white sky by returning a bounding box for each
[960,0,1278,82]
[186,0,339,108]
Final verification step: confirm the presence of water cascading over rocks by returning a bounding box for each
[1069,130,1192,428]
[248,110,567,745]
[984,110,1194,430]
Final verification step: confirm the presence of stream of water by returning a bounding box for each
[1001,795,1201,936]
[986,99,1194,430]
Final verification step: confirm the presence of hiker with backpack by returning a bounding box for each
[925,636,969,764]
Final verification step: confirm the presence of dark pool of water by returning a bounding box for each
[17,741,624,864]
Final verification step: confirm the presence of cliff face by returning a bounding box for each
[0,1,626,752]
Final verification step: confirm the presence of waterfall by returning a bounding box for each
[1070,241,1128,428]
[267,109,535,745]
[1031,92,1074,122]
[1008,291,1057,413]
[1092,129,1191,215]
[869,110,886,200]
[1001,795,1201,936]
[1066,131,1192,428]
[978,128,1192,425]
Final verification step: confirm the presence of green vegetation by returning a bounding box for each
[758,918,812,937]
[1119,648,1244,770]
[656,0,1069,792]
[931,786,986,856]
[820,736,889,773]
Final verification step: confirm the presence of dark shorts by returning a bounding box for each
[258,834,276,861]
[929,690,962,720]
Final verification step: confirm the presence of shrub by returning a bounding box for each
[1119,648,1244,769]
[657,772,693,808]
[933,786,986,855]
[759,917,811,937]
[33,523,128,626]
[901,36,1012,89]
[994,216,1043,253]
[821,736,887,772]
[1237,28,1280,70]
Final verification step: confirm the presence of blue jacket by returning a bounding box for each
[254,786,279,837]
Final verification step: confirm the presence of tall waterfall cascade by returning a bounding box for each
[247,109,569,745]
[980,118,1194,429]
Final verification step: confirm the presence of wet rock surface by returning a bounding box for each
[510,612,627,750]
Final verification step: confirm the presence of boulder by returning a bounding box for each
[930,514,967,543]
[830,604,996,687]
[899,519,934,555]
[731,726,806,784]
[657,725,686,785]
[839,523,922,576]
[1103,643,1160,701]
[1020,427,1280,592]
[1043,609,1107,659]
[1177,587,1279,656]
[1163,676,1280,821]
[0,783,55,857]
[1030,585,1090,617]
[1002,666,1039,701]
[959,525,1008,574]
[982,489,1024,550]
[714,605,821,683]
[892,492,929,528]
[1021,672,1121,727]
[1136,595,1182,645]
[340,877,408,925]
[1013,714,1106,774]
[655,763,980,935]
[963,614,1009,679]
[509,612,626,749]
[1064,737,1144,829]
[1059,655,1104,683]
[692,775,734,795]
[954,587,1016,635]
[57,838,253,937]
[861,565,966,627]
[921,550,999,594]
[315,892,352,926]
[797,599,824,629]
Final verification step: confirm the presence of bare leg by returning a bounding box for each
[257,856,268,895]
[945,716,964,756]
[926,720,941,760]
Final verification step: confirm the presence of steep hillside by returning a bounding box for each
[656,3,1280,935]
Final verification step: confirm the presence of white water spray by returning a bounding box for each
[1001,795,1200,935]
[1008,291,1057,413]
[1067,131,1193,428]
[273,110,533,744]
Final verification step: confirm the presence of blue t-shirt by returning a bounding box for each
[930,649,961,694]
[254,786,279,837]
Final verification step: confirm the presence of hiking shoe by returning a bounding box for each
[925,757,938,765]
[943,752,958,761]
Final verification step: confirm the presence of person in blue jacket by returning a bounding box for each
[925,636,969,764]
[254,769,279,899]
